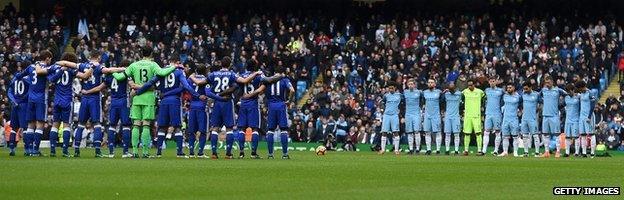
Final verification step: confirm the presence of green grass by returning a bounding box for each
[0,148,622,199]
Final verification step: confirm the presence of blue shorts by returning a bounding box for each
[444,116,461,134]
[53,104,72,123]
[187,108,208,134]
[157,103,182,127]
[109,106,131,126]
[210,101,235,128]
[484,115,502,131]
[541,116,560,135]
[520,119,538,135]
[565,122,579,137]
[267,107,288,130]
[501,119,519,136]
[579,117,594,134]
[423,117,441,133]
[381,114,400,133]
[238,105,260,129]
[78,98,101,123]
[27,102,47,122]
[10,103,29,130]
[404,114,421,133]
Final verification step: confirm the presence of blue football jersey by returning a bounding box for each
[265,77,292,105]
[579,91,594,120]
[383,92,402,115]
[104,75,129,107]
[564,95,580,123]
[207,70,238,97]
[423,89,442,117]
[240,71,264,107]
[188,74,207,110]
[23,63,50,103]
[403,89,422,114]
[444,91,462,118]
[155,69,198,104]
[79,62,104,99]
[541,86,566,117]
[502,93,521,120]
[485,87,504,116]
[9,74,30,104]
[48,64,77,108]
[521,91,539,121]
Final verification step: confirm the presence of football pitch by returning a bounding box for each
[0,148,622,199]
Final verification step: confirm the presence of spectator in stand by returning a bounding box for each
[606,129,620,150]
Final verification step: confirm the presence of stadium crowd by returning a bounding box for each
[2,1,624,152]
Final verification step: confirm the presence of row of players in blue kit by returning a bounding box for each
[379,76,598,158]
[7,49,294,159]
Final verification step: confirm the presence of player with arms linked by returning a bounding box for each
[264,64,295,159]
[13,50,54,156]
[186,63,211,158]
[232,61,284,159]
[81,59,134,158]
[7,65,30,156]
[134,56,225,158]
[56,51,126,157]
[206,56,261,159]
[112,47,176,158]
[48,52,91,157]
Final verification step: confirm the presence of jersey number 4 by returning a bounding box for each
[111,79,119,92]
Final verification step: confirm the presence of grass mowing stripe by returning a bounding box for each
[0,148,621,199]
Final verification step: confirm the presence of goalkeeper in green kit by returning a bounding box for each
[112,47,176,158]
[461,80,485,156]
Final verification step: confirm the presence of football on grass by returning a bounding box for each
[315,146,327,156]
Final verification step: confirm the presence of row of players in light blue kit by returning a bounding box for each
[379,76,598,158]
[6,50,295,159]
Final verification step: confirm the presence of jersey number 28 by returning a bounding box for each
[214,77,229,93]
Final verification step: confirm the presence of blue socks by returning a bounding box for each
[175,132,183,155]
[267,131,274,155]
[62,128,71,154]
[108,128,116,155]
[122,128,130,154]
[198,133,207,155]
[24,129,33,154]
[8,131,16,152]
[210,131,218,155]
[281,131,289,155]
[93,125,103,155]
[34,129,42,154]
[188,132,196,155]
[251,132,259,155]
[156,131,165,155]
[49,128,58,154]
[74,125,85,154]
[237,130,245,152]
[225,132,234,155]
